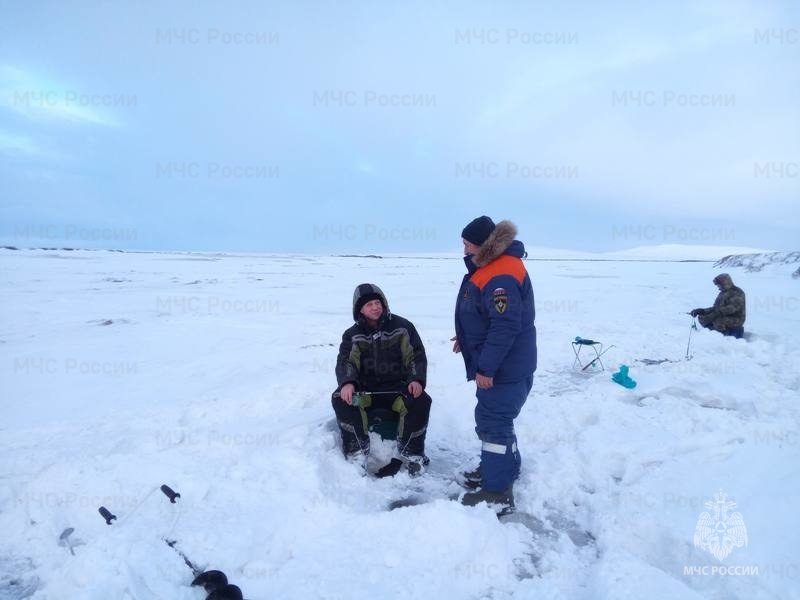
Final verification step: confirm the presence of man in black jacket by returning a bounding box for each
[332,283,432,474]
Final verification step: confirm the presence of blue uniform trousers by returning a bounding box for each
[474,374,533,491]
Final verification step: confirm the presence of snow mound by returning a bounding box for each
[715,251,800,277]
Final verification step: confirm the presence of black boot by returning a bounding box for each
[375,454,429,478]
[461,487,514,515]
[456,467,481,490]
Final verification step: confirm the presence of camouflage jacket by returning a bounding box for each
[700,273,746,330]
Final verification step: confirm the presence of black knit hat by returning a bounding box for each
[462,216,496,246]
[355,292,382,313]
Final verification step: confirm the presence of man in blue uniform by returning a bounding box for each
[453,216,537,512]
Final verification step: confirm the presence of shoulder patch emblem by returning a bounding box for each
[493,289,508,314]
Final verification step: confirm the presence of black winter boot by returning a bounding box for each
[461,487,515,515]
[456,467,482,490]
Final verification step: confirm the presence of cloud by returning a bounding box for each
[0,130,41,156]
[0,65,120,127]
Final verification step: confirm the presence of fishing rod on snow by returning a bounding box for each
[580,344,616,372]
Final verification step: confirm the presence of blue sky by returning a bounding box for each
[1,0,798,253]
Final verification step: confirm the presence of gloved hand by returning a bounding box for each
[690,308,703,317]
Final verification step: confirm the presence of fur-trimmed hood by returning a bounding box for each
[472,220,521,267]
[713,273,734,290]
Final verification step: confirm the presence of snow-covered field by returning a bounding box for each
[1,249,798,600]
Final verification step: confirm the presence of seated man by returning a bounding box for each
[331,283,432,475]
[690,273,746,338]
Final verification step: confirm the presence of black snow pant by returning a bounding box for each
[331,387,431,457]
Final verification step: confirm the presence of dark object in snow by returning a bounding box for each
[376,458,403,478]
[637,358,680,366]
[374,455,429,478]
[192,569,228,591]
[160,484,180,503]
[165,538,199,574]
[191,570,243,600]
[206,584,244,600]
[98,506,116,524]
[58,528,77,556]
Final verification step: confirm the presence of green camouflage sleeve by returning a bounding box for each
[717,289,745,316]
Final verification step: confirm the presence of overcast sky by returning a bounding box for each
[1,0,798,254]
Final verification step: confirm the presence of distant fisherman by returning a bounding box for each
[690,273,746,338]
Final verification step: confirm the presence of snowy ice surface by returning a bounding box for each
[1,249,798,600]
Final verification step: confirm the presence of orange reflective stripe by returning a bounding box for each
[469,255,526,290]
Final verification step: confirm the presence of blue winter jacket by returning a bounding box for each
[455,233,537,383]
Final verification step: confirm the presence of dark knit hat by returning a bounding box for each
[352,283,388,320]
[461,216,496,246]
[355,292,382,313]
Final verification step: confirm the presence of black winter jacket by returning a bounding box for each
[335,313,428,392]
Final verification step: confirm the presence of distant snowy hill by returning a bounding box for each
[715,251,800,278]
[602,244,772,262]
[380,245,773,262]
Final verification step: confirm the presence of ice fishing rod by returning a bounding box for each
[333,390,406,398]
[581,345,616,372]
[333,390,408,406]
[636,314,698,365]
[686,316,698,360]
